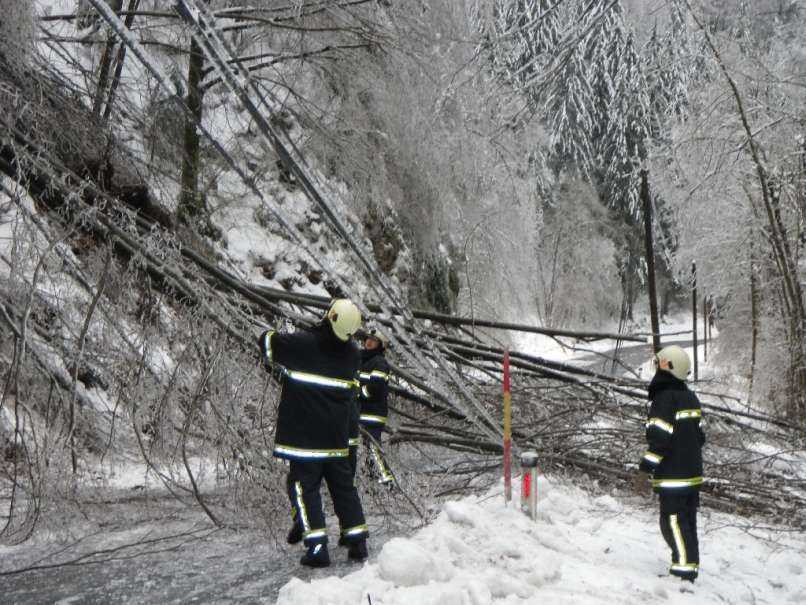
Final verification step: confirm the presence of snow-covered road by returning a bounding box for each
[0,495,400,604]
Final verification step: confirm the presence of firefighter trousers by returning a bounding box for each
[362,424,394,484]
[659,490,700,579]
[286,458,368,546]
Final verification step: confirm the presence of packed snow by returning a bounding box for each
[277,475,806,605]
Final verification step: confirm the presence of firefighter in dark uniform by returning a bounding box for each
[637,345,705,582]
[357,327,394,485]
[258,299,369,567]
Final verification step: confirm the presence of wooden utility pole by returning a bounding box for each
[503,350,512,504]
[642,170,661,353]
[692,262,698,381]
[703,296,708,362]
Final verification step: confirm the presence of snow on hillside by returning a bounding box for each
[277,475,806,605]
[34,0,396,311]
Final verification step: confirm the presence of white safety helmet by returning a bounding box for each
[366,326,388,348]
[654,345,691,381]
[326,299,362,342]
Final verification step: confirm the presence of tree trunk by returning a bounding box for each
[91,0,123,119]
[178,33,206,221]
[642,170,661,353]
[102,0,141,122]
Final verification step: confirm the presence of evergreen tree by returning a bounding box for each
[643,0,699,142]
[485,0,659,218]
[485,1,657,317]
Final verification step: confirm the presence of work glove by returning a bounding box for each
[257,331,270,363]
[633,471,652,496]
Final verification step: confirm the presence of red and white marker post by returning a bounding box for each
[520,451,539,520]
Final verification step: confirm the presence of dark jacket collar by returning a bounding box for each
[361,347,384,363]
[648,370,687,399]
[312,320,351,349]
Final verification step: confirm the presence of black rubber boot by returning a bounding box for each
[347,539,368,562]
[300,543,330,568]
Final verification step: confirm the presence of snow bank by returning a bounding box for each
[277,475,806,605]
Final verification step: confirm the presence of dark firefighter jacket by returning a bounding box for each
[358,348,390,427]
[258,322,360,461]
[639,370,706,493]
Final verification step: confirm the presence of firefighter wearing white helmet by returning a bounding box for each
[257,298,368,568]
[655,345,691,381]
[365,327,389,347]
[350,325,394,486]
[327,298,362,341]
[637,344,706,583]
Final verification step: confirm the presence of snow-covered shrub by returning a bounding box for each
[533,178,621,328]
